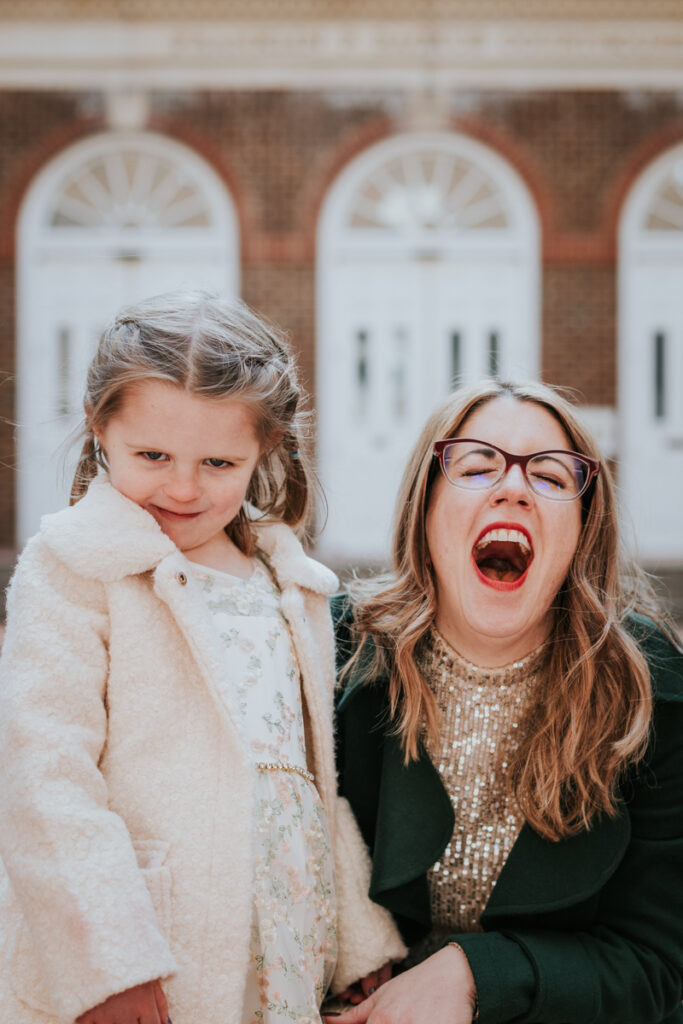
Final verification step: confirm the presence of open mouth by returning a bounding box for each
[473,527,533,584]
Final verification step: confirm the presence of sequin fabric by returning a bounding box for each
[410,627,546,958]
[192,559,337,1024]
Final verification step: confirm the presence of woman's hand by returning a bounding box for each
[76,979,169,1024]
[336,962,393,1004]
[325,946,476,1024]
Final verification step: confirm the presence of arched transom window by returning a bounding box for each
[50,145,215,230]
[347,148,509,233]
[619,142,683,563]
[17,131,239,544]
[316,131,540,563]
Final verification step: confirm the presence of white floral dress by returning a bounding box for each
[191,558,337,1024]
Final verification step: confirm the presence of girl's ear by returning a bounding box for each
[86,410,107,461]
[85,404,98,439]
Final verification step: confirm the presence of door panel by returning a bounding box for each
[621,259,683,561]
[319,253,536,560]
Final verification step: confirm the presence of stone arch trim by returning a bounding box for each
[149,116,254,265]
[301,116,394,262]
[0,118,104,261]
[606,119,683,249]
[452,114,555,255]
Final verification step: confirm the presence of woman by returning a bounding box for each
[329,380,683,1024]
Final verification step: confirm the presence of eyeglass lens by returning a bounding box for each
[441,442,590,500]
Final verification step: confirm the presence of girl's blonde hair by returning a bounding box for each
[71,291,316,553]
[347,379,664,841]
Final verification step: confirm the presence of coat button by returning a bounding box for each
[176,572,188,586]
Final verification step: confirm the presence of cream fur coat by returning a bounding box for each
[0,477,406,1024]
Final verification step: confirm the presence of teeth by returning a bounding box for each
[476,528,531,553]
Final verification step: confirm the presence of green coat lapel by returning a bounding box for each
[371,739,454,892]
[360,716,631,929]
[482,811,631,922]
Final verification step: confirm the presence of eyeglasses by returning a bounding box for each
[432,438,600,502]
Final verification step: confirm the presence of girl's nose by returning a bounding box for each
[164,468,201,503]
[492,463,533,506]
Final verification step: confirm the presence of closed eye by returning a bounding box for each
[530,472,566,490]
[461,467,496,478]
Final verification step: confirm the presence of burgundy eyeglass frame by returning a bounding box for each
[432,438,601,499]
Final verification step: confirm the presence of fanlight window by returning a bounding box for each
[48,146,214,231]
[347,150,509,233]
[643,156,683,231]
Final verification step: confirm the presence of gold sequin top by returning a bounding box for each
[412,627,546,954]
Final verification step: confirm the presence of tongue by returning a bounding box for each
[474,539,530,583]
[477,556,523,582]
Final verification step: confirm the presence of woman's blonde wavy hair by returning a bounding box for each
[71,291,318,553]
[346,379,665,841]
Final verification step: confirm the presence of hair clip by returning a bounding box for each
[288,449,301,459]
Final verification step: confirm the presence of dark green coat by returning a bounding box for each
[333,600,683,1024]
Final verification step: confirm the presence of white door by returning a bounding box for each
[317,132,540,562]
[17,131,239,543]
[619,144,683,564]
[321,257,427,560]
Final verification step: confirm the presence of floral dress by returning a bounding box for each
[191,559,338,1024]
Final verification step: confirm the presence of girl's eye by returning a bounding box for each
[205,458,232,468]
[141,451,168,462]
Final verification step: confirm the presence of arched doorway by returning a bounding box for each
[17,130,239,543]
[619,141,683,564]
[316,131,540,562]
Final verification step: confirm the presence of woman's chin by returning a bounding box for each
[450,581,552,663]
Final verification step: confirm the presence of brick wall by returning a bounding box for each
[1,86,682,549]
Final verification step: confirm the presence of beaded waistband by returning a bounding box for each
[256,759,314,783]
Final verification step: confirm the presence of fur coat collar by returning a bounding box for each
[40,474,338,596]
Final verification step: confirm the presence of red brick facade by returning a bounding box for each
[1,87,682,550]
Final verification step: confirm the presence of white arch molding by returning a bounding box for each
[17,130,240,544]
[316,131,540,562]
[619,141,683,565]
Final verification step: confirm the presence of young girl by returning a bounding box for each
[0,293,405,1024]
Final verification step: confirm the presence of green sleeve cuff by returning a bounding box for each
[444,932,535,1024]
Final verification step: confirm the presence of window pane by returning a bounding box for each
[488,330,500,379]
[450,330,461,387]
[654,331,666,419]
[57,327,70,416]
